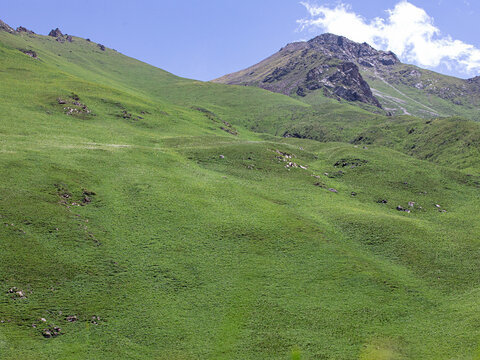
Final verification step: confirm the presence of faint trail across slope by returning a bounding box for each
[373,72,441,116]
[372,89,411,115]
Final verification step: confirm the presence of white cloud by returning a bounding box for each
[298,1,480,76]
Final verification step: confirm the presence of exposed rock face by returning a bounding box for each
[48,28,63,37]
[302,62,382,107]
[0,19,15,33]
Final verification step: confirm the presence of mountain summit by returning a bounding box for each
[306,33,400,68]
[214,33,387,109]
[214,33,480,119]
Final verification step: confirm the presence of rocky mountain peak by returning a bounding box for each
[306,33,400,68]
[0,19,15,34]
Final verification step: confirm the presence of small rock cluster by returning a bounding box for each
[91,315,102,325]
[65,315,78,322]
[41,325,62,338]
[55,184,96,208]
[396,206,411,214]
[47,28,73,43]
[273,149,308,170]
[16,26,35,34]
[20,49,37,58]
[435,204,447,213]
[57,94,92,116]
[334,158,368,169]
[7,287,27,300]
[120,110,144,121]
[220,121,238,136]
[30,313,103,339]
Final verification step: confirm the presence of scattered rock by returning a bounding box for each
[396,206,411,213]
[42,326,62,338]
[274,150,294,160]
[91,315,101,325]
[377,199,388,204]
[351,192,357,197]
[328,188,338,193]
[7,287,27,299]
[272,149,307,170]
[66,35,73,42]
[334,158,368,168]
[65,315,77,322]
[219,155,225,159]
[97,44,106,51]
[408,201,415,207]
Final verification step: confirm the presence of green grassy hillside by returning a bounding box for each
[1,29,480,360]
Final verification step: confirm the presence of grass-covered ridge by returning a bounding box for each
[1,28,480,359]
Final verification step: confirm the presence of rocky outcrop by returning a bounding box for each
[48,28,63,37]
[16,26,35,34]
[20,49,37,58]
[0,19,15,33]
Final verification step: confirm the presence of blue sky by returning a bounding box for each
[1,1,479,80]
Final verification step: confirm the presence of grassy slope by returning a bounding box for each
[1,31,480,360]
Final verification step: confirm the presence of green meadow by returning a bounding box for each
[1,30,480,359]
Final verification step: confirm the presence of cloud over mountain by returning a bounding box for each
[298,1,480,76]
